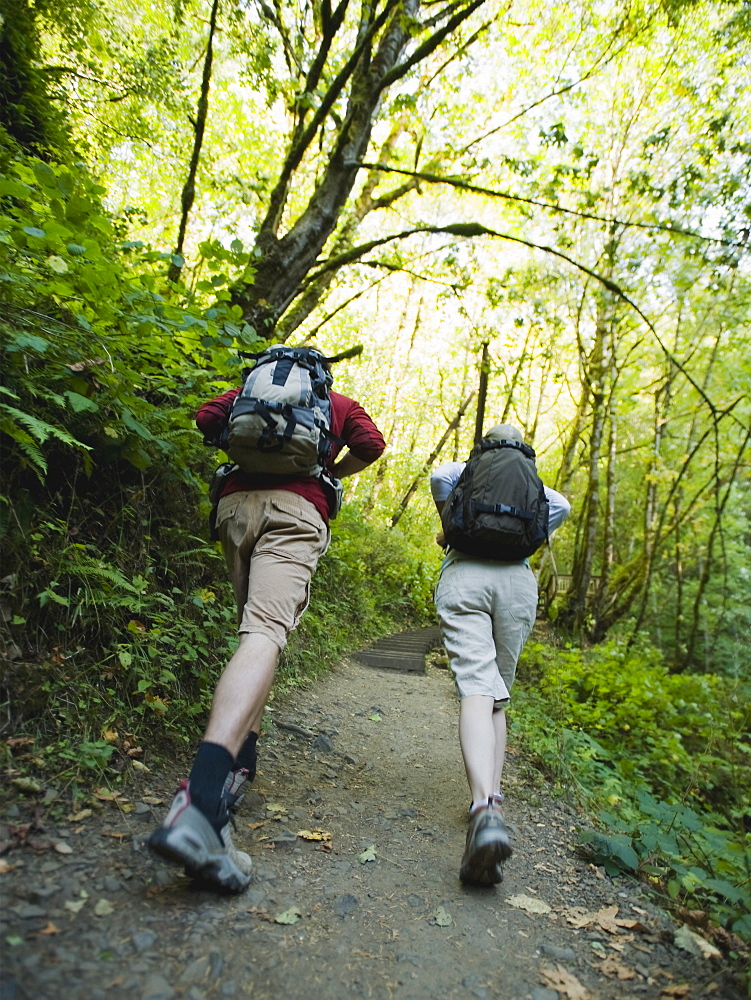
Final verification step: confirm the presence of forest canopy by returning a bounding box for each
[2,0,748,671]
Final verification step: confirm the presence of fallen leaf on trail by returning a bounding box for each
[297,829,331,841]
[140,796,163,806]
[0,860,12,874]
[93,788,123,801]
[101,831,127,840]
[317,842,333,853]
[274,907,302,925]
[6,738,35,749]
[540,964,590,1000]
[6,936,23,947]
[431,906,453,927]
[596,955,636,980]
[507,894,552,914]
[674,925,722,960]
[130,760,150,772]
[357,845,377,863]
[54,841,73,855]
[246,907,275,922]
[39,922,60,935]
[11,777,43,794]
[67,809,92,822]
[94,899,114,917]
[102,728,119,742]
[659,986,692,998]
[64,898,88,915]
[367,714,382,722]
[566,904,641,934]
[247,821,268,830]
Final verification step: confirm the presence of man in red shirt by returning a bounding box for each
[149,356,386,893]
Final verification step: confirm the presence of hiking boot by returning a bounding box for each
[222,767,253,813]
[459,800,512,886]
[148,780,252,893]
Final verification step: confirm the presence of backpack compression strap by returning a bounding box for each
[473,502,537,521]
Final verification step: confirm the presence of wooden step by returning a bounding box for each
[353,626,443,674]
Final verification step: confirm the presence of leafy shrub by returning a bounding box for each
[512,636,751,943]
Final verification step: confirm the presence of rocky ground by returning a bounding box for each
[0,653,745,1000]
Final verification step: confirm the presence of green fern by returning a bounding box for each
[0,402,91,451]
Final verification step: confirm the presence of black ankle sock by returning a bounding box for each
[188,742,234,826]
[234,732,258,780]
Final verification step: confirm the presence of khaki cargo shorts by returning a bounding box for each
[434,557,538,706]
[216,490,330,650]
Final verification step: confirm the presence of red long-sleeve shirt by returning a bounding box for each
[196,388,386,523]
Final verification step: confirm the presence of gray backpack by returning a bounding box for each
[441,437,549,560]
[222,345,338,477]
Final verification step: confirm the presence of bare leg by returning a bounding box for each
[491,707,507,796]
[204,632,279,758]
[458,694,497,806]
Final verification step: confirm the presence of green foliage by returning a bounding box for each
[0,0,72,154]
[513,637,751,942]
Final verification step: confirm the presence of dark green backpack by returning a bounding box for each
[441,437,549,560]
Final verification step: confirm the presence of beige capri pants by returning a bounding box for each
[434,557,538,706]
[216,490,330,651]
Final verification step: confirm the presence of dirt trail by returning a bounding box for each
[1,655,743,1000]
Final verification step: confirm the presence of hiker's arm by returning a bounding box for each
[196,388,239,443]
[545,486,571,534]
[333,452,372,479]
[332,395,386,477]
[430,463,462,547]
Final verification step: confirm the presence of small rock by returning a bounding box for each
[333,894,358,917]
[141,972,174,1000]
[178,957,211,986]
[28,884,59,902]
[407,894,424,908]
[252,867,276,882]
[313,734,334,752]
[270,829,298,845]
[531,989,560,1000]
[243,790,264,811]
[540,944,577,961]
[462,975,482,988]
[134,802,152,815]
[132,930,158,952]
[11,904,47,920]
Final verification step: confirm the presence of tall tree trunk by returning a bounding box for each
[683,424,751,668]
[227,0,488,335]
[559,295,612,633]
[168,0,220,284]
[473,341,490,444]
